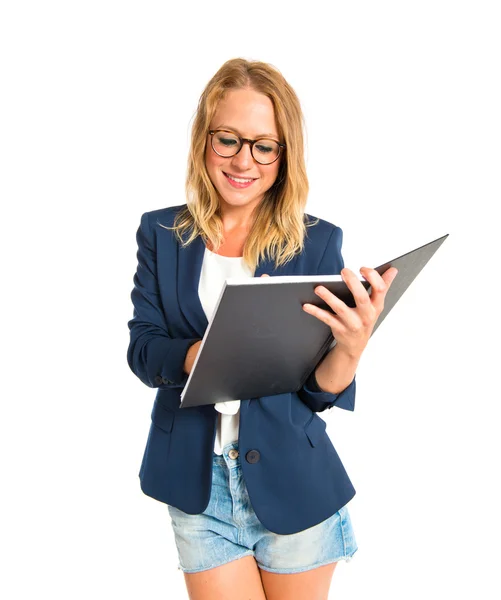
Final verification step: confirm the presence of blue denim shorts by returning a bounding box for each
[167,441,358,574]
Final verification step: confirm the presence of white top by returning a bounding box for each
[198,247,254,455]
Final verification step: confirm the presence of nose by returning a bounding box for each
[231,141,254,170]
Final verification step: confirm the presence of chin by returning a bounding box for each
[219,195,260,208]
[216,185,261,207]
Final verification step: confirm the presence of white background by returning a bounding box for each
[1,1,500,598]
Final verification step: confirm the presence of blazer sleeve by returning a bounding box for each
[297,225,356,413]
[127,212,201,388]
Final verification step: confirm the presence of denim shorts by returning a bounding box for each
[167,441,358,574]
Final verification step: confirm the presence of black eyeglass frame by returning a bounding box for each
[208,129,286,165]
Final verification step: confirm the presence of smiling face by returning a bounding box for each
[205,88,282,216]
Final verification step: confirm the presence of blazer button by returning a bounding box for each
[162,377,172,384]
[246,450,261,464]
[154,375,163,385]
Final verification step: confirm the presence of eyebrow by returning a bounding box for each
[214,125,279,139]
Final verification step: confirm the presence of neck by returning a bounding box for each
[218,198,262,231]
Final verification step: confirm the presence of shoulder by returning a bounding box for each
[141,204,187,230]
[304,212,343,244]
[135,205,187,252]
[301,213,345,272]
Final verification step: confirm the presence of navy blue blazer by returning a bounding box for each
[127,205,357,535]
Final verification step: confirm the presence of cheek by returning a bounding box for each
[205,147,225,176]
[204,152,218,185]
[205,145,214,170]
[262,163,280,184]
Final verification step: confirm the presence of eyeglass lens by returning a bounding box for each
[212,131,280,164]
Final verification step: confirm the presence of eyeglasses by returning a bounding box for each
[208,129,286,165]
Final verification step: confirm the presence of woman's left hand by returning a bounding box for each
[303,266,399,359]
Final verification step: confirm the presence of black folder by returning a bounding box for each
[179,233,449,408]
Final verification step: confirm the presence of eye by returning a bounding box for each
[255,143,274,153]
[220,137,238,146]
[215,133,239,147]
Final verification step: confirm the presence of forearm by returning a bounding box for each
[127,211,204,389]
[314,344,360,394]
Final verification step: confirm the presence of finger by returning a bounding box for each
[383,267,399,286]
[340,268,372,310]
[362,266,398,287]
[260,274,270,278]
[312,284,362,332]
[302,302,345,336]
[315,267,373,329]
[359,267,398,313]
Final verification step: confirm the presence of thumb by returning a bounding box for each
[260,274,270,278]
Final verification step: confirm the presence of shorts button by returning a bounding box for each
[246,450,261,464]
[228,449,239,459]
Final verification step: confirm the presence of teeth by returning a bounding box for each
[226,173,254,183]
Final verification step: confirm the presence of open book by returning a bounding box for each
[179,233,448,409]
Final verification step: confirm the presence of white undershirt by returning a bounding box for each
[198,247,254,455]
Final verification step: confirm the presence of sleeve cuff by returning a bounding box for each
[299,372,356,412]
[146,337,201,388]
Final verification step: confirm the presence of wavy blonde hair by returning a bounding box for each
[162,57,317,271]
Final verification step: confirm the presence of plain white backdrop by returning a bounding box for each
[1,1,500,598]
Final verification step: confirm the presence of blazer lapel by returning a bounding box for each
[177,234,209,338]
[253,253,279,277]
[176,233,296,338]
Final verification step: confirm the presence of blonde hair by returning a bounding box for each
[162,57,318,271]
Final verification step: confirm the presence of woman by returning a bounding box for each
[127,58,398,600]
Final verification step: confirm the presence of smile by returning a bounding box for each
[223,172,257,188]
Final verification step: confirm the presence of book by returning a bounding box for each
[179,233,449,409]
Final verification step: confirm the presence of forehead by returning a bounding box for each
[211,88,278,137]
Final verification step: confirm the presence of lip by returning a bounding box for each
[223,171,258,189]
[223,171,258,180]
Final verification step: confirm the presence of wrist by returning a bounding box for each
[333,343,363,362]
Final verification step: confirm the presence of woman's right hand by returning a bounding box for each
[183,274,270,375]
[183,340,202,375]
